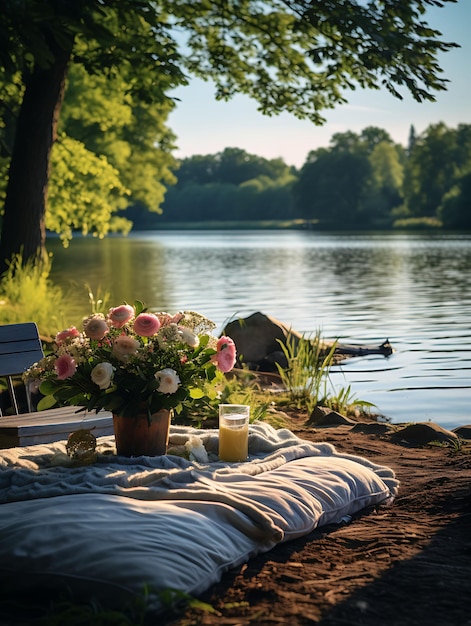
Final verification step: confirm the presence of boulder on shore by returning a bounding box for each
[392,422,459,446]
[223,312,393,371]
[223,312,302,371]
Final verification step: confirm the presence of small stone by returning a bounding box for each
[308,406,356,427]
[351,422,395,435]
[392,422,458,446]
[453,425,471,440]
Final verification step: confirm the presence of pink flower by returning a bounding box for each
[108,304,135,329]
[111,335,140,361]
[55,326,80,345]
[55,354,77,380]
[211,336,237,373]
[155,312,184,327]
[83,315,109,340]
[133,313,161,337]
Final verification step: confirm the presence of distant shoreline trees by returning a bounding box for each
[128,123,471,231]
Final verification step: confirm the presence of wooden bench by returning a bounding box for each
[0,322,45,414]
[0,406,114,448]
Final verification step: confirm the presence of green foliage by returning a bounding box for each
[160,179,296,223]
[0,583,218,626]
[2,0,458,123]
[130,121,471,230]
[175,148,294,186]
[403,122,457,217]
[176,0,457,123]
[324,384,376,417]
[294,126,407,226]
[294,145,372,226]
[275,332,338,414]
[73,288,112,323]
[402,123,471,220]
[153,147,296,223]
[359,141,404,223]
[150,119,471,229]
[427,437,464,454]
[60,62,178,213]
[0,253,66,335]
[439,172,471,228]
[0,0,182,268]
[48,135,131,245]
[174,367,274,427]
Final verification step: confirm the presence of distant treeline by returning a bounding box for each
[125,123,471,230]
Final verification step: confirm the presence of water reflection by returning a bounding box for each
[48,231,471,429]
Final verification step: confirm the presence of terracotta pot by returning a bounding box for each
[112,408,171,457]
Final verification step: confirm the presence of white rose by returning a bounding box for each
[91,362,114,389]
[155,368,181,394]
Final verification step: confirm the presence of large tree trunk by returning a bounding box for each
[0,46,71,276]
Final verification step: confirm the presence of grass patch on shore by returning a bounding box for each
[0,253,66,336]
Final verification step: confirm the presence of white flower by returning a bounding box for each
[184,435,209,463]
[155,367,181,394]
[178,326,200,348]
[91,362,114,389]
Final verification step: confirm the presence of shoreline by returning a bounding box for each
[170,416,471,626]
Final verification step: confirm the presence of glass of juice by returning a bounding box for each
[218,404,250,462]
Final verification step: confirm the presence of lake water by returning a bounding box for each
[48,230,471,430]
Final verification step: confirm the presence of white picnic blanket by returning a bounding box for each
[0,422,398,612]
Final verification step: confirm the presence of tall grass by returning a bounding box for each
[0,253,67,337]
[324,383,376,417]
[274,332,376,416]
[275,331,338,414]
[0,254,110,337]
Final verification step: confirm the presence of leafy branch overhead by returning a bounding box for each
[0,0,459,271]
[176,0,458,122]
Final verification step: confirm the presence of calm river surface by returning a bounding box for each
[48,230,471,430]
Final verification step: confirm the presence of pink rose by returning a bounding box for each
[108,304,135,329]
[55,326,80,345]
[133,313,161,337]
[83,315,109,340]
[55,354,77,380]
[155,312,184,327]
[111,335,140,361]
[211,336,237,373]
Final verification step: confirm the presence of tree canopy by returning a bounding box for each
[0,0,459,273]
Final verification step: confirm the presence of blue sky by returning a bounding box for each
[168,1,471,168]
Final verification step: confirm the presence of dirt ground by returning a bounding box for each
[169,417,471,626]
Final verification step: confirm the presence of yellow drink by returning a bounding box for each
[219,419,249,462]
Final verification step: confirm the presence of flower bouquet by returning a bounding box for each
[24,301,237,421]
